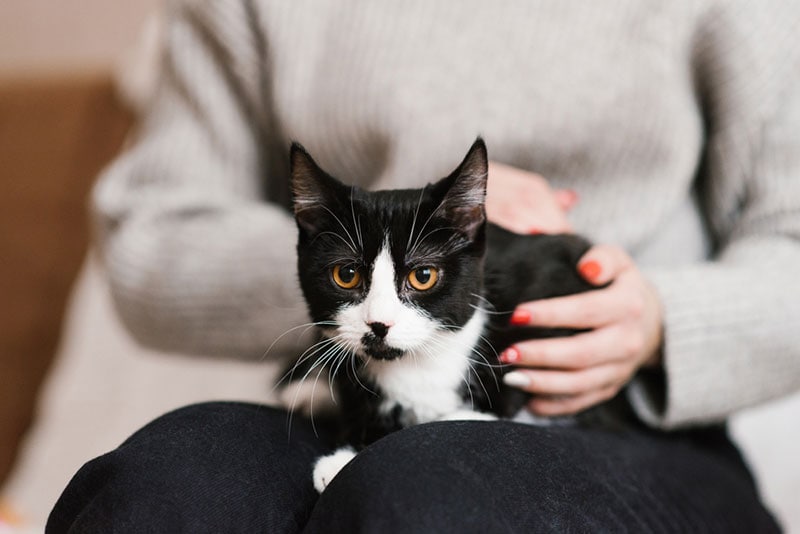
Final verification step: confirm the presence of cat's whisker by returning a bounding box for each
[464,366,479,411]
[324,256,362,268]
[276,342,336,396]
[284,346,333,440]
[470,293,491,306]
[307,353,337,437]
[328,345,355,405]
[273,334,345,391]
[468,340,497,410]
[476,333,500,358]
[406,187,427,253]
[318,204,359,253]
[425,322,496,412]
[327,350,343,404]
[260,320,338,363]
[408,226,460,257]
[433,324,501,367]
[466,356,495,408]
[457,345,495,363]
[468,304,510,316]
[465,357,506,370]
[473,297,492,313]
[412,346,427,375]
[416,337,476,410]
[407,198,440,256]
[284,339,344,436]
[298,339,351,437]
[349,186,364,251]
[469,294,510,316]
[315,230,358,254]
[277,322,338,350]
[351,352,378,396]
[438,344,476,410]
[283,336,347,411]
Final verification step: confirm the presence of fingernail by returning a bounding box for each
[528,227,543,235]
[579,260,602,281]
[509,309,531,326]
[565,189,579,205]
[499,346,520,363]
[503,371,531,388]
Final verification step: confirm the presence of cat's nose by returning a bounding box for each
[368,322,392,339]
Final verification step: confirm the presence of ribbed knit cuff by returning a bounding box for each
[630,265,753,430]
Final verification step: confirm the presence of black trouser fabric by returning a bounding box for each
[47,402,780,533]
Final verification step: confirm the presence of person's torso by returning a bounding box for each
[254,0,712,265]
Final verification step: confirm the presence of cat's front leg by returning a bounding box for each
[313,446,357,493]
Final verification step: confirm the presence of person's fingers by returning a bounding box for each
[554,189,579,211]
[576,244,632,286]
[526,385,620,416]
[502,362,627,397]
[500,325,642,369]
[486,161,574,235]
[509,283,644,330]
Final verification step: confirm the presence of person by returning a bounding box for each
[47,0,799,532]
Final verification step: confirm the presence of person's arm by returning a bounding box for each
[627,1,800,427]
[501,1,800,429]
[93,1,308,360]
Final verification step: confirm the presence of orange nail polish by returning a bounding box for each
[579,260,601,281]
[509,309,531,326]
[500,346,520,363]
[566,189,579,204]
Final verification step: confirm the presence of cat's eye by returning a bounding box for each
[407,267,439,291]
[332,264,362,289]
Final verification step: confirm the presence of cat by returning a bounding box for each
[283,138,628,492]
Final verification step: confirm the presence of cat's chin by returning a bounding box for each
[361,345,406,361]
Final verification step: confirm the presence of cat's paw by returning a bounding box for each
[313,447,357,493]
[438,409,498,422]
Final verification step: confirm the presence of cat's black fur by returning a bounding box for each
[287,139,631,452]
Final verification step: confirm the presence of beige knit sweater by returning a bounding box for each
[93,0,800,429]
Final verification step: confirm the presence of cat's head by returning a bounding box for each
[291,139,488,362]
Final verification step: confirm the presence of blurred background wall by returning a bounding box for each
[0,0,158,491]
[0,2,798,531]
[0,0,160,72]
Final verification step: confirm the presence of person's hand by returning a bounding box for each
[500,245,664,416]
[486,161,577,234]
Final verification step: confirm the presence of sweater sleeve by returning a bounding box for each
[92,0,309,360]
[628,1,800,428]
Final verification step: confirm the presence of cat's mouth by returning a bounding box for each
[360,333,405,361]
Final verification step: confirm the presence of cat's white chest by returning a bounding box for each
[364,309,486,424]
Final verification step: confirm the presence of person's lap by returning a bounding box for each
[46,401,780,533]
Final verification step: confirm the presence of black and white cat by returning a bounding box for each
[284,139,618,492]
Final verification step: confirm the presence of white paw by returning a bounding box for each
[438,409,498,422]
[512,409,578,427]
[313,447,357,493]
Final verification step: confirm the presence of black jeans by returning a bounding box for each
[47,402,780,533]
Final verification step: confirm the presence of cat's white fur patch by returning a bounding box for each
[365,308,487,424]
[335,242,440,354]
[331,240,490,423]
[438,409,498,422]
[362,244,403,328]
[313,446,356,493]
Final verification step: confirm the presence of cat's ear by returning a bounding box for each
[290,142,340,235]
[435,138,488,241]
